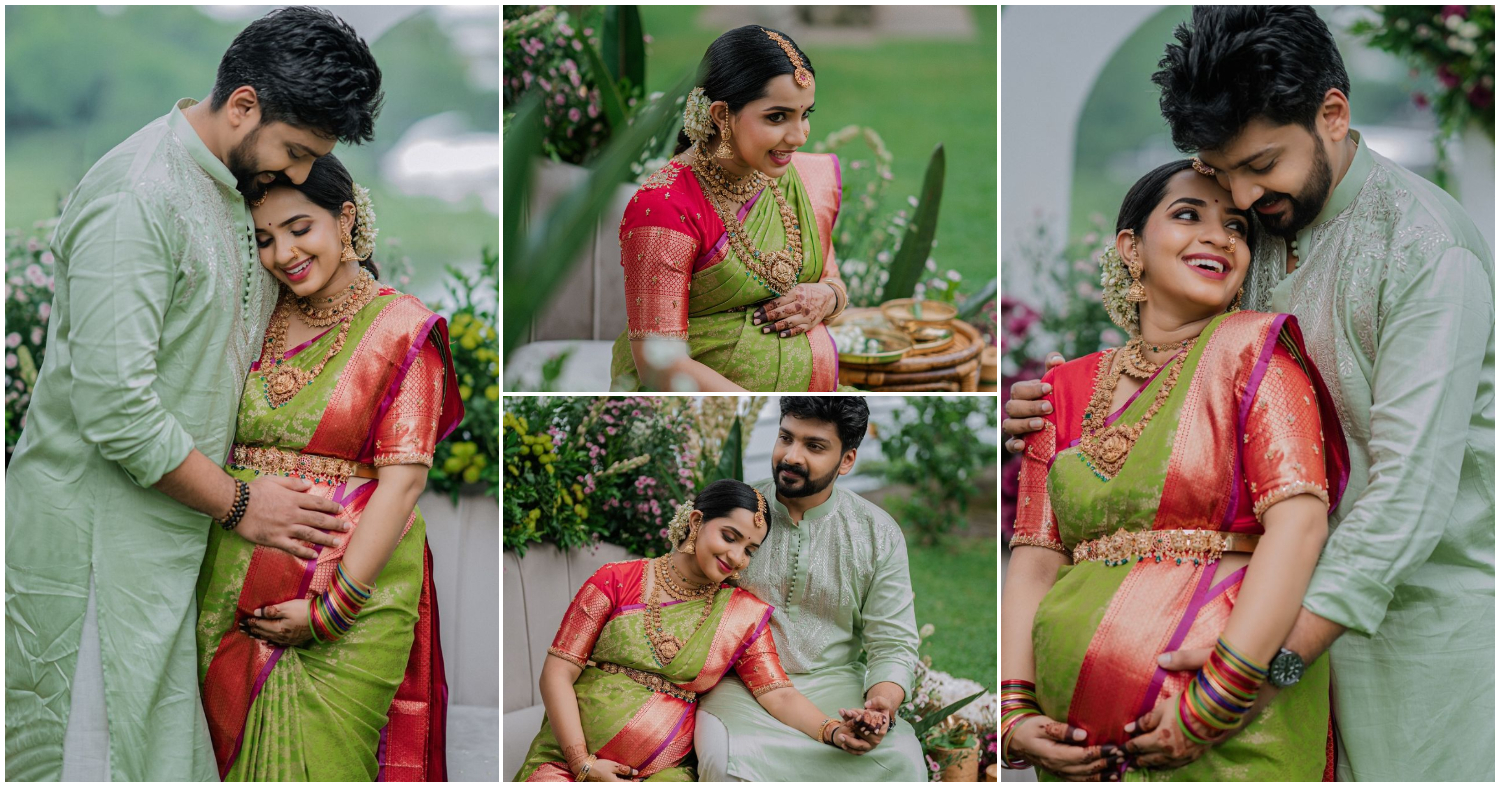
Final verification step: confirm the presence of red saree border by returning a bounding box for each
[808,324,838,391]
[695,190,762,271]
[594,692,695,778]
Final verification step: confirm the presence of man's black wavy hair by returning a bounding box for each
[211,6,384,144]
[1151,6,1350,153]
[780,396,868,453]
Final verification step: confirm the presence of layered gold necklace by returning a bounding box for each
[1077,336,1198,481]
[690,144,804,295]
[259,269,379,409]
[644,555,718,666]
[1119,336,1194,380]
[296,268,375,328]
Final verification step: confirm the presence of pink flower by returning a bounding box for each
[38,303,50,321]
[538,78,551,92]
[30,328,43,345]
[571,39,583,51]
[1438,64,1461,89]
[26,239,39,252]
[4,354,15,369]
[1468,83,1493,109]
[25,264,46,287]
[1441,5,1468,20]
[5,333,19,348]
[587,103,599,119]
[555,93,567,105]
[926,755,939,773]
[569,70,581,88]
[522,71,533,88]
[39,251,53,265]
[659,528,668,538]
[568,107,582,123]
[1414,91,1431,109]
[605,425,616,435]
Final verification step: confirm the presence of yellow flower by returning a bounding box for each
[463,466,482,484]
[472,455,488,469]
[453,442,477,457]
[571,483,584,497]
[508,464,520,476]
[459,334,478,351]
[544,465,554,475]
[485,385,499,401]
[485,327,497,342]
[518,444,531,456]
[573,504,588,518]
[459,384,473,400]
[443,456,467,475]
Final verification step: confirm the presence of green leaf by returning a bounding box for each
[502,93,542,310]
[601,6,646,93]
[910,690,984,738]
[881,143,946,302]
[503,69,696,356]
[719,418,744,483]
[955,277,996,321]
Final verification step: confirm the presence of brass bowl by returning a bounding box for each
[836,327,914,365]
[881,298,958,332]
[909,325,955,354]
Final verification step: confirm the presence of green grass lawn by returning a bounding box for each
[907,534,997,692]
[636,7,997,296]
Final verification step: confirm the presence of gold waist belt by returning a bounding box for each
[230,444,379,486]
[1072,528,1260,567]
[593,661,697,703]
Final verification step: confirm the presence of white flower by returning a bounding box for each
[681,87,713,145]
[351,183,379,263]
[945,269,961,281]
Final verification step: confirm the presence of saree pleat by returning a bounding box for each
[610,154,840,391]
[197,290,462,781]
[1026,312,1342,781]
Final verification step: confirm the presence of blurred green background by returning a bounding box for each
[636,6,997,293]
[5,5,499,304]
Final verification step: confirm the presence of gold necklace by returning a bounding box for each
[645,555,717,666]
[699,152,768,198]
[1077,339,1195,481]
[296,268,375,328]
[259,280,379,409]
[1121,336,1196,380]
[691,145,804,295]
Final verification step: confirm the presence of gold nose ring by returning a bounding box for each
[1227,237,1237,254]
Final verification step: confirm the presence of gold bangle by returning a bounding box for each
[576,754,597,781]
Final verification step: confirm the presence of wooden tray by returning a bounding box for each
[839,318,983,391]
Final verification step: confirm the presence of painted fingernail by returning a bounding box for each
[1073,728,1086,741]
[1124,722,1136,733]
[1101,745,1117,756]
[753,318,762,325]
[780,331,788,338]
[1030,419,1044,428]
[762,327,769,333]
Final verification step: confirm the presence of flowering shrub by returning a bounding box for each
[898,623,997,781]
[502,396,766,558]
[3,221,59,463]
[503,6,613,165]
[424,249,500,501]
[866,396,997,545]
[1353,5,1495,140]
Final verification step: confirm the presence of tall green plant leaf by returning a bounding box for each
[955,277,996,321]
[718,419,744,483]
[503,69,696,356]
[910,690,984,738]
[502,93,542,306]
[881,143,946,302]
[601,6,646,93]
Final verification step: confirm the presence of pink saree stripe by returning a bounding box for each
[725,606,775,669]
[1226,313,1290,527]
[375,725,389,781]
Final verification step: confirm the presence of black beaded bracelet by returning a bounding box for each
[217,478,250,532]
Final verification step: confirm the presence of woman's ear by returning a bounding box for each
[341,201,357,232]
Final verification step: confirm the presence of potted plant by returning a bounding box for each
[925,720,980,782]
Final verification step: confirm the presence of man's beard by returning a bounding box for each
[229,124,269,199]
[772,460,838,499]
[1253,139,1334,240]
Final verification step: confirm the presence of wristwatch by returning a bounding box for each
[1267,647,1306,688]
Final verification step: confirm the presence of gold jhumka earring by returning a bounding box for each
[340,224,359,264]
[1124,232,1147,303]
[715,123,733,159]
[1230,287,1244,312]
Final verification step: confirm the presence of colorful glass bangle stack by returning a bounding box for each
[309,563,374,643]
[1001,680,1044,769]
[1176,636,1268,745]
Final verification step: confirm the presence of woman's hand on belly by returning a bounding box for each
[1121,690,1220,771]
[1010,717,1122,780]
[753,283,836,338]
[240,600,313,647]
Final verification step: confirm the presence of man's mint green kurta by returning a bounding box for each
[695,481,926,781]
[1261,130,1495,781]
[5,99,277,780]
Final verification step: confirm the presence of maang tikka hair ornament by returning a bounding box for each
[763,29,813,89]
